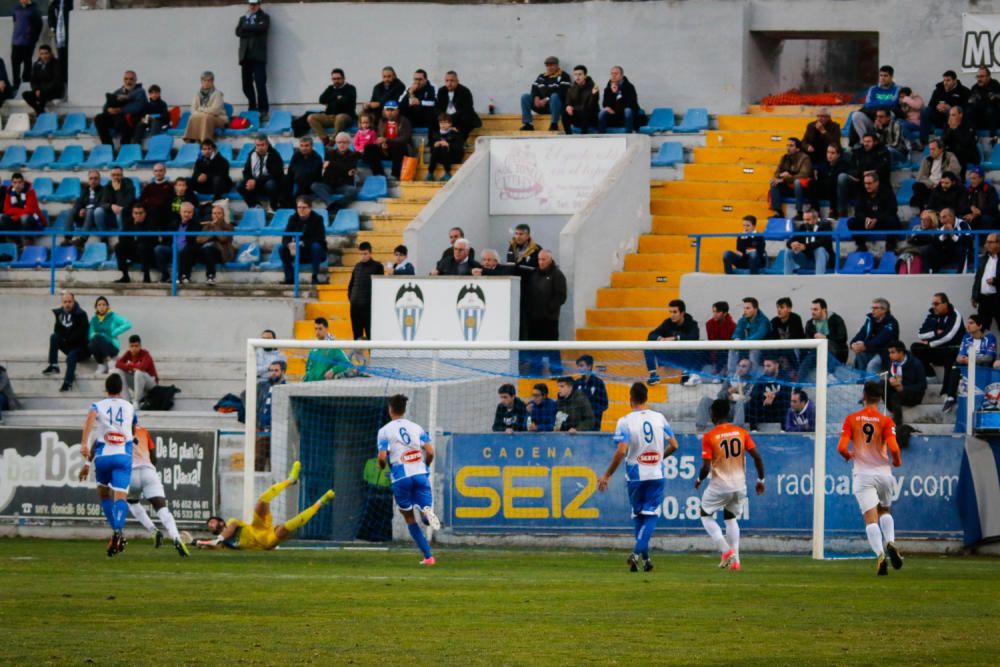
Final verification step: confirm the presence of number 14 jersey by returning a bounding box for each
[377,418,431,483]
[701,423,756,492]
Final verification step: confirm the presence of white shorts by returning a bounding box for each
[129,466,165,500]
[700,484,747,516]
[853,471,894,513]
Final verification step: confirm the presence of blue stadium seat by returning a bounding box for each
[0,145,28,169]
[223,103,235,122]
[110,144,142,168]
[52,245,78,268]
[234,142,254,166]
[224,242,261,270]
[50,210,72,231]
[140,134,174,165]
[216,142,235,163]
[268,209,293,232]
[329,209,360,234]
[10,245,48,268]
[841,251,874,274]
[73,243,109,269]
[896,178,915,207]
[841,111,854,137]
[983,145,1000,171]
[166,142,200,168]
[639,108,675,134]
[167,111,191,136]
[24,112,59,138]
[48,177,81,203]
[129,176,142,194]
[51,145,84,170]
[763,217,795,241]
[650,141,683,167]
[0,242,18,267]
[874,251,898,274]
[358,175,388,201]
[314,142,325,159]
[673,108,708,133]
[32,177,55,201]
[225,111,260,137]
[274,142,294,164]
[258,251,283,270]
[236,208,266,232]
[53,112,88,137]
[762,249,787,275]
[26,145,55,170]
[833,216,852,240]
[82,145,113,169]
[260,110,293,135]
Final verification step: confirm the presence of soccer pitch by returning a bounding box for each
[1,540,997,665]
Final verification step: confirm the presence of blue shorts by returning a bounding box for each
[391,473,433,512]
[627,479,665,518]
[95,454,133,493]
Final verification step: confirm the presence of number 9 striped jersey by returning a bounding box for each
[701,423,756,492]
[614,409,675,481]
[377,418,431,482]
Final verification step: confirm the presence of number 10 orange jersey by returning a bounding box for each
[702,423,756,491]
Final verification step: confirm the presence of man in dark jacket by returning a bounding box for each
[435,71,481,140]
[362,102,412,180]
[574,355,608,427]
[886,341,927,427]
[433,238,480,275]
[783,209,833,274]
[100,166,136,231]
[192,139,233,200]
[11,0,42,90]
[769,296,806,373]
[847,171,899,251]
[21,45,61,114]
[347,241,384,340]
[366,66,405,116]
[925,171,969,217]
[965,166,1000,230]
[238,135,284,209]
[910,292,963,378]
[280,197,326,285]
[804,297,848,364]
[94,70,147,146]
[280,136,323,208]
[851,297,899,374]
[562,65,598,135]
[520,56,570,132]
[972,233,1000,330]
[801,108,841,164]
[235,0,270,115]
[47,0,71,87]
[555,377,596,432]
[492,383,527,433]
[399,69,436,130]
[525,249,568,375]
[308,68,357,138]
[66,169,103,246]
[722,215,765,274]
[967,66,1000,136]
[921,70,969,144]
[113,202,154,284]
[42,291,89,392]
[139,163,174,229]
[313,132,360,211]
[598,65,641,133]
[838,133,891,209]
[747,357,790,430]
[645,299,699,386]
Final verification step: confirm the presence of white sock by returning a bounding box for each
[701,516,731,555]
[865,523,884,557]
[157,506,181,541]
[725,518,741,562]
[128,503,157,534]
[879,514,896,545]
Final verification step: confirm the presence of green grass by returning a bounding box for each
[1,539,998,665]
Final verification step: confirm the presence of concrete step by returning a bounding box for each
[575,326,650,341]
[704,130,794,148]
[693,145,785,165]
[338,249,395,267]
[14,395,221,411]
[655,180,768,200]
[367,217,412,233]
[379,202,426,217]
[747,104,859,116]
[637,235,732,255]
[652,216,748,235]
[294,318,352,340]
[682,163,773,184]
[623,253,697,272]
[717,114,848,132]
[1,359,244,376]
[304,301,350,319]
[354,231,405,252]
[650,198,772,219]
[315,285,348,300]
[0,408,239,429]
[586,308,672,328]
[13,375,240,399]
[596,286,677,308]
[609,271,683,289]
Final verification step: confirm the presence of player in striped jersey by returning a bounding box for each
[837,381,903,575]
[598,383,679,572]
[696,399,765,570]
[124,426,189,557]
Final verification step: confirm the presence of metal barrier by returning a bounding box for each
[1,229,304,297]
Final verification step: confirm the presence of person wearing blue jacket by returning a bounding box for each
[88,296,132,375]
[525,383,557,432]
[11,0,43,89]
[910,292,963,379]
[942,314,998,411]
[728,297,771,373]
[850,297,900,374]
[851,65,900,143]
[520,56,571,132]
[94,70,148,147]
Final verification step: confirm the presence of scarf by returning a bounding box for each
[199,87,215,108]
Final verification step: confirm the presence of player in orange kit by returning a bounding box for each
[695,399,765,570]
[838,381,903,576]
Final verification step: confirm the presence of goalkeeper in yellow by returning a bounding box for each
[198,461,334,550]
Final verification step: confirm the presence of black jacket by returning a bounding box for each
[99,179,136,223]
[926,184,969,217]
[285,151,324,188]
[574,374,609,422]
[235,10,269,63]
[192,152,231,184]
[29,57,62,98]
[748,372,791,426]
[283,211,326,247]
[804,313,849,363]
[52,302,88,350]
[968,79,1000,108]
[770,313,806,341]
[321,149,360,189]
[242,148,284,183]
[851,312,901,365]
[928,81,970,115]
[853,185,900,229]
[787,219,834,267]
[647,312,699,341]
[71,184,102,221]
[967,182,1000,222]
[735,233,766,256]
[889,354,927,402]
[435,84,481,132]
[942,125,980,168]
[917,304,963,349]
[435,254,481,276]
[370,78,406,108]
[850,144,892,184]
[399,82,437,127]
[492,397,527,432]
[556,389,596,431]
[319,83,357,118]
[526,263,567,321]
[530,70,571,101]
[601,76,640,115]
[566,76,599,118]
[973,252,1000,303]
[347,259,384,306]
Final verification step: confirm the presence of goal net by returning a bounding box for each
[245,338,884,558]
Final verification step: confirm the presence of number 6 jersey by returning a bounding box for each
[614,409,675,481]
[701,423,756,492]
[377,418,431,482]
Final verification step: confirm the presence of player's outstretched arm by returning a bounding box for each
[694,460,712,490]
[80,409,97,460]
[597,442,628,492]
[836,435,853,462]
[750,449,765,495]
[423,443,435,466]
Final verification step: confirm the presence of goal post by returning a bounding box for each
[245,337,842,557]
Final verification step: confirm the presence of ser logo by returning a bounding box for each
[394,282,425,341]
[456,284,486,341]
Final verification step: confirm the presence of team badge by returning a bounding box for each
[456,284,487,341]
[394,283,424,341]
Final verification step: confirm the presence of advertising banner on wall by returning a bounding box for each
[0,428,217,525]
[962,14,1000,72]
[489,138,627,214]
[444,433,963,538]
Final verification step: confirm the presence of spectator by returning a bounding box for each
[304,317,355,381]
[507,223,541,270]
[839,133,892,209]
[235,0,270,116]
[722,215,765,274]
[872,108,908,163]
[965,165,1000,230]
[526,383,557,432]
[313,132,359,211]
[169,177,200,222]
[238,135,284,210]
[851,65,900,141]
[186,203,235,285]
[574,355,609,426]
[802,108,840,162]
[281,135,324,208]
[555,376,596,432]
[99,166,136,230]
[941,106,980,172]
[47,0,70,89]
[399,68,436,130]
[802,297,849,372]
[747,357,790,430]
[113,202,154,284]
[10,0,42,90]
[65,170,103,248]
[768,137,812,219]
[366,66,405,116]
[897,86,925,142]
[928,208,972,274]
[911,138,962,210]
[440,227,473,261]
[140,163,174,229]
[427,113,465,181]
[386,244,414,275]
[135,84,169,140]
[850,297,899,374]
[967,67,1000,138]
[94,70,147,147]
[192,139,233,201]
[898,208,937,273]
[921,70,969,145]
[811,143,851,217]
[433,238,480,275]
[435,70,481,140]
[885,340,927,427]
[492,383,527,433]
[926,172,969,217]
[705,300,736,377]
[520,56,570,132]
[0,57,10,106]
[153,201,196,283]
[560,65,598,135]
[910,292,963,382]
[471,249,513,276]
[42,291,89,392]
[352,113,377,153]
[255,329,286,381]
[88,296,131,376]
[114,334,160,409]
[255,360,286,470]
[0,172,45,247]
[281,197,326,285]
[525,250,567,375]
[695,357,753,429]
[362,101,412,181]
[784,389,816,433]
[942,314,997,411]
[183,71,228,143]
[848,171,900,251]
[308,68,357,138]
[783,209,833,275]
[21,44,61,115]
[644,299,699,386]
[972,233,1000,330]
[348,241,384,340]
[598,65,640,134]
[769,296,806,372]
[728,296,771,373]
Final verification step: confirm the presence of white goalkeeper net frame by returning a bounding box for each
[244,338,832,558]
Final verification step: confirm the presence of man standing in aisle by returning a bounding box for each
[235,0,270,117]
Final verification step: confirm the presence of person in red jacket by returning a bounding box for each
[706,301,737,378]
[114,334,159,408]
[1,172,46,247]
